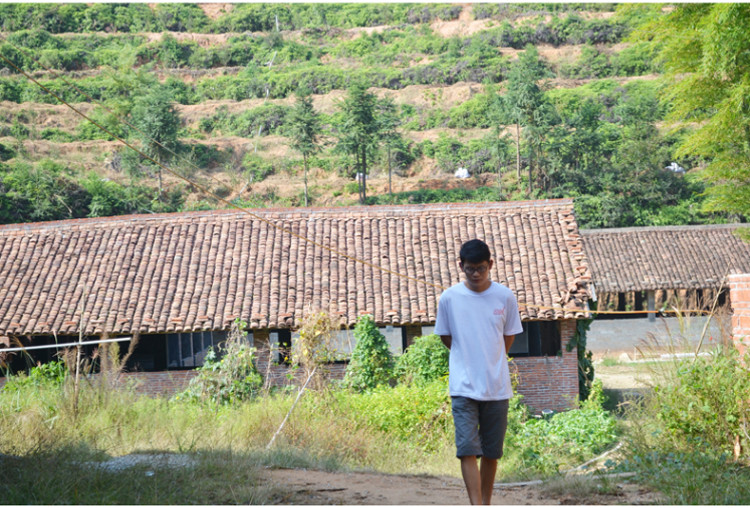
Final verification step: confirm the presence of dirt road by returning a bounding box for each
[262,467,658,505]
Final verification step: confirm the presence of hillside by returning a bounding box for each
[0,3,733,228]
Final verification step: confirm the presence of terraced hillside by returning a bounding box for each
[0,3,730,228]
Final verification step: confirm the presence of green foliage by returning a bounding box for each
[175,322,263,405]
[631,3,750,220]
[394,334,449,386]
[129,87,181,165]
[2,359,68,391]
[343,315,394,391]
[623,447,750,504]
[566,316,595,401]
[507,385,618,474]
[0,159,88,223]
[0,143,15,161]
[651,347,750,455]
[335,378,452,451]
[242,153,276,184]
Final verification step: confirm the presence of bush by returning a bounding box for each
[395,334,448,386]
[506,382,618,474]
[343,315,394,391]
[3,359,68,391]
[335,378,452,451]
[652,347,750,456]
[243,153,276,183]
[175,321,263,405]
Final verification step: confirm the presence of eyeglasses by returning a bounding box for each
[462,264,489,275]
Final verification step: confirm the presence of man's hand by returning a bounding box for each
[504,334,515,354]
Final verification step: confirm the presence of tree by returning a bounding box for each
[630,4,750,236]
[337,83,379,204]
[287,89,322,207]
[501,45,555,195]
[376,96,401,196]
[129,87,181,198]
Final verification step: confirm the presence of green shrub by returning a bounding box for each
[335,378,452,451]
[175,321,263,405]
[507,383,618,474]
[0,142,15,161]
[243,153,276,183]
[395,334,448,386]
[652,347,750,456]
[343,315,394,391]
[3,359,68,391]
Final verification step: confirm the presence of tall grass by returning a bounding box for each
[0,369,620,502]
[618,306,750,505]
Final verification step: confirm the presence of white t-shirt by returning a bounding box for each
[434,281,524,401]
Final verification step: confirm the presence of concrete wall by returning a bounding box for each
[729,274,750,357]
[587,315,729,358]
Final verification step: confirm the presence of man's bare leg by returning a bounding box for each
[480,457,498,505]
[460,456,482,505]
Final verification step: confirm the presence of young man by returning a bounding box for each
[434,239,524,505]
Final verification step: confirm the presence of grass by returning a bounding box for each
[0,374,620,503]
[4,331,750,505]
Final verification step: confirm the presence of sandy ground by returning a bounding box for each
[262,467,659,505]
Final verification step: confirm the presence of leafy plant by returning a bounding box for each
[175,321,263,405]
[394,334,448,386]
[3,359,68,391]
[650,346,750,456]
[343,315,394,391]
[335,378,452,451]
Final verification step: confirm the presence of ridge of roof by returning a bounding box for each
[581,223,748,235]
[0,198,576,234]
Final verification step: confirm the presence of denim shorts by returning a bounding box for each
[451,396,509,459]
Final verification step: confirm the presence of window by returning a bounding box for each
[508,321,561,357]
[270,329,292,365]
[166,330,228,368]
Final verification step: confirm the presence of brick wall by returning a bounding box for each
[729,273,750,358]
[512,320,579,413]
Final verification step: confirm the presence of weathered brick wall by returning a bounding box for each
[512,320,579,413]
[729,273,750,357]
[115,370,198,397]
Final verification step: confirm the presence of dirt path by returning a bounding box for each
[263,467,658,505]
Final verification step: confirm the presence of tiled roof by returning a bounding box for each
[0,199,590,337]
[581,224,750,293]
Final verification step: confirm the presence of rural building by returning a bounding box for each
[581,224,750,319]
[0,199,591,411]
[580,224,750,358]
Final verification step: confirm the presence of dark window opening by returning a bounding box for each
[165,330,228,370]
[508,321,561,358]
[124,334,167,372]
[273,329,292,365]
[2,335,126,375]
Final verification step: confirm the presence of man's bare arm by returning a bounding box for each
[504,335,515,354]
[440,335,452,350]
